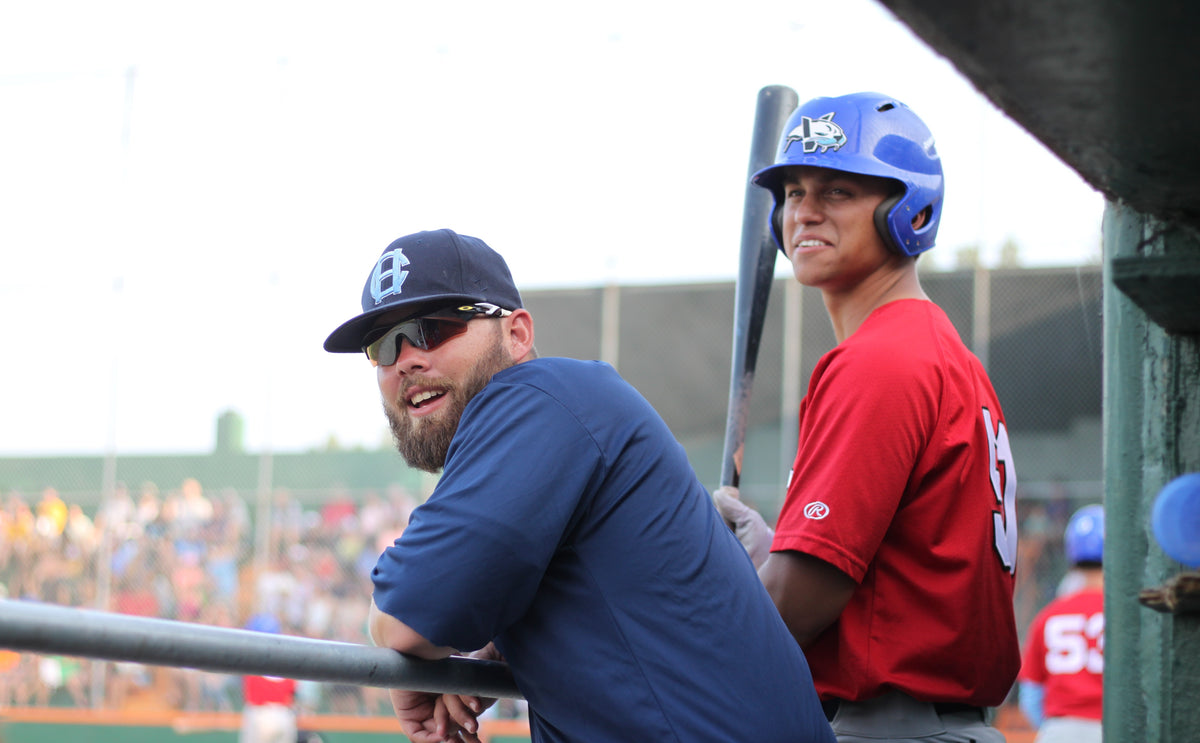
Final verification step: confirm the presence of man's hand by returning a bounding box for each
[389,687,479,743]
[387,643,504,743]
[713,486,774,569]
[440,643,502,735]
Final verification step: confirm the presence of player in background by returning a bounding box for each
[240,614,298,743]
[1018,504,1104,742]
[715,92,1020,742]
[323,229,834,743]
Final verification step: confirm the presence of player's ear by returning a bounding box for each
[911,206,931,230]
[505,309,535,362]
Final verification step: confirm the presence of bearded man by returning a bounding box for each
[323,229,834,743]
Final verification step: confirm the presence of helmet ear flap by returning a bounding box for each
[771,198,785,253]
[873,192,904,255]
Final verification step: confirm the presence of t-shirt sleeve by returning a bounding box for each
[772,340,940,582]
[372,379,603,651]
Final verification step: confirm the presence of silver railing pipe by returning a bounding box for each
[0,599,521,699]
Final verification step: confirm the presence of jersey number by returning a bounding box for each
[983,407,1017,573]
[1044,612,1105,674]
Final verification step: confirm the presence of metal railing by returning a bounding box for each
[0,599,521,700]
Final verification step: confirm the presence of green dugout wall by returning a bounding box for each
[1103,205,1200,740]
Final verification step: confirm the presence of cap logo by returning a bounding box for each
[370,247,410,306]
[784,112,846,154]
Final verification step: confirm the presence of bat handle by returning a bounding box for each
[720,444,742,488]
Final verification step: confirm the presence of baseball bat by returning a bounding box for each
[719,84,798,489]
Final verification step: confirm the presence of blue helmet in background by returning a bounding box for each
[246,612,281,634]
[752,92,944,257]
[1065,504,1104,565]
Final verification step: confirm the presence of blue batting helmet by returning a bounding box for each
[1064,504,1104,565]
[752,92,944,257]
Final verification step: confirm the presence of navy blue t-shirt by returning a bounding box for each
[373,358,833,743]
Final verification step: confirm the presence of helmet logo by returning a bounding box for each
[370,247,410,306]
[784,112,847,154]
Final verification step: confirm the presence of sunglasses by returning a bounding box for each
[363,303,512,367]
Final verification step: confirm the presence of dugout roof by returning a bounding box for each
[877,0,1200,234]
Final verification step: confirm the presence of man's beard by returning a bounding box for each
[383,333,516,473]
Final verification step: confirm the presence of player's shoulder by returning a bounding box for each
[490,358,631,406]
[499,357,614,386]
[863,299,954,339]
[831,301,943,365]
[852,300,971,364]
[1032,587,1104,621]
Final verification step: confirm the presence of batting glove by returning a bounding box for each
[713,486,774,569]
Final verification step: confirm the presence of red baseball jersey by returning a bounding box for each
[243,674,297,706]
[772,300,1020,706]
[1019,587,1104,720]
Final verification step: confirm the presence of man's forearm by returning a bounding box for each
[368,598,457,660]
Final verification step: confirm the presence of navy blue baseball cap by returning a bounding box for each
[323,229,524,353]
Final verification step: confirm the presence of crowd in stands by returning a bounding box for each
[0,475,1082,717]
[0,477,420,715]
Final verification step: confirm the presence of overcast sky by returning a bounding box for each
[0,0,1107,456]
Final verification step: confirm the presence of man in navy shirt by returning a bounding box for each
[324,229,833,743]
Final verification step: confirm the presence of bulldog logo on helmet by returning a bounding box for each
[784,112,847,154]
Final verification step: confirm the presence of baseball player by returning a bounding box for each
[1018,504,1104,742]
[239,614,298,743]
[324,229,835,743]
[716,92,1021,742]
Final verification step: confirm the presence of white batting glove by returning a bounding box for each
[713,486,774,569]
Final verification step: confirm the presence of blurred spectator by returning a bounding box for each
[171,545,208,622]
[215,487,252,548]
[64,504,97,553]
[320,488,357,532]
[240,613,298,743]
[34,487,68,541]
[171,477,215,538]
[97,481,140,541]
[357,491,389,531]
[0,646,29,706]
[205,533,241,607]
[108,563,159,707]
[34,655,88,707]
[385,484,418,526]
[135,482,162,535]
[270,488,304,555]
[256,550,303,630]
[0,580,31,707]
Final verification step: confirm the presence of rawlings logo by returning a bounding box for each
[370,247,410,305]
[784,112,847,154]
[803,501,830,520]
